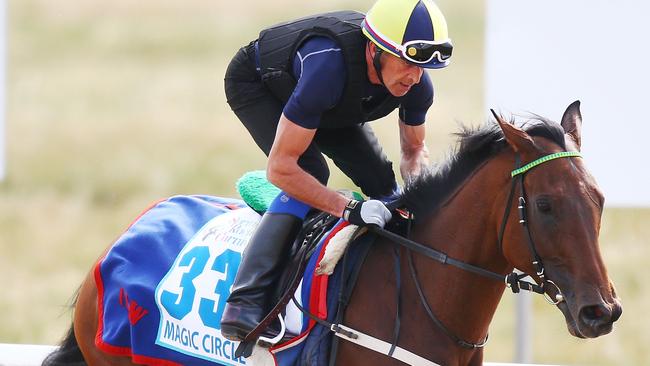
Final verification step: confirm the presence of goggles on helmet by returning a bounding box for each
[398,39,453,64]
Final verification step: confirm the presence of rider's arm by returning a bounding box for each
[399,119,429,183]
[267,114,350,217]
[398,71,433,183]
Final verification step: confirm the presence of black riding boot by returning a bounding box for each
[220,212,303,341]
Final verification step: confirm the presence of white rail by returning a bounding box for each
[0,344,57,366]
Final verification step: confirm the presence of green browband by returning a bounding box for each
[511,151,582,177]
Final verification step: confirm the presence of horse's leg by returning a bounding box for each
[74,268,135,366]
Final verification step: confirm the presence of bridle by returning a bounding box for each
[371,150,582,348]
[497,151,581,305]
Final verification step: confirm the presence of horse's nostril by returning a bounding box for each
[589,306,603,318]
[579,304,611,327]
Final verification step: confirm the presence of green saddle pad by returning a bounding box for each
[236,170,281,212]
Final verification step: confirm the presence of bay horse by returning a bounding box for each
[43,101,621,366]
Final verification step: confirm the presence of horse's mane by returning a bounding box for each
[401,115,566,219]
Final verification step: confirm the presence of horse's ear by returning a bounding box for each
[560,100,582,150]
[490,109,536,153]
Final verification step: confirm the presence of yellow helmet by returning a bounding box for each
[362,0,453,69]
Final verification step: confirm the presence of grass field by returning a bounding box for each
[1,1,647,364]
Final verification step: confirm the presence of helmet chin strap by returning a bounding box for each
[371,44,385,86]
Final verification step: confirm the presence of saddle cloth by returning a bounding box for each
[94,194,369,366]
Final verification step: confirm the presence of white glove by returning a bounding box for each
[342,199,392,228]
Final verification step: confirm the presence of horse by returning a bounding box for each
[43,101,621,366]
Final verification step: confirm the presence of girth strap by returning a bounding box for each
[294,298,441,366]
[333,324,441,366]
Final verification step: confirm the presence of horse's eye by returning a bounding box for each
[536,198,552,213]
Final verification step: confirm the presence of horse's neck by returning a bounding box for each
[413,154,513,272]
[406,156,513,356]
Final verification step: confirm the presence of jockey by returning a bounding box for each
[221,0,452,341]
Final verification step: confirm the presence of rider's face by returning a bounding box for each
[374,46,424,97]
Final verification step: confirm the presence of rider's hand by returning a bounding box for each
[342,199,392,228]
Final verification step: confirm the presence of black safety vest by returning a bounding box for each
[257,11,401,128]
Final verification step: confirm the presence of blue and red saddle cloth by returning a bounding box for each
[94,195,371,366]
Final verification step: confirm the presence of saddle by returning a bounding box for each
[234,171,409,357]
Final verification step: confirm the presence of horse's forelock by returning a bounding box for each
[523,115,567,150]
